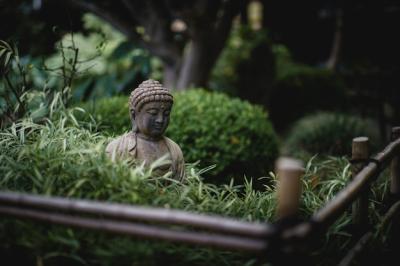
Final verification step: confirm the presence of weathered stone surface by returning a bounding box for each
[106,79,185,181]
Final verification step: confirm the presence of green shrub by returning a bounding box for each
[0,113,279,221]
[0,112,390,265]
[77,96,130,134]
[283,112,380,158]
[0,112,277,266]
[167,90,279,180]
[78,90,279,180]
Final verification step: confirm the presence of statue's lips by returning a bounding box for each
[152,125,164,131]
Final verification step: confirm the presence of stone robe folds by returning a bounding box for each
[105,132,185,181]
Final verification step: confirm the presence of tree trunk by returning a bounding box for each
[175,28,231,90]
[326,9,343,71]
[163,62,181,89]
[176,41,210,90]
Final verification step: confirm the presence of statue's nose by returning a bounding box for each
[155,114,164,124]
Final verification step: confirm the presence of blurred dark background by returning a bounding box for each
[1,0,399,139]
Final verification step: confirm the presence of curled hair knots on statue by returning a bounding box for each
[129,79,173,112]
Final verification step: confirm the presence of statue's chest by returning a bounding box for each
[136,139,171,169]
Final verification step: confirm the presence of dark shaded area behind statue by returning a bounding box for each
[2,1,399,137]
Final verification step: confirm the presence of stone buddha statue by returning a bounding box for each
[106,79,185,181]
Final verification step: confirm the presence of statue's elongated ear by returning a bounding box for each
[130,109,137,132]
[130,109,135,120]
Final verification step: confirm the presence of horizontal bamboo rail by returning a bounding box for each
[377,200,400,233]
[338,232,373,266]
[0,205,266,253]
[0,191,273,238]
[339,199,400,266]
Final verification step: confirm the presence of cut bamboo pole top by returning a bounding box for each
[275,157,305,220]
[352,137,369,161]
[276,157,304,172]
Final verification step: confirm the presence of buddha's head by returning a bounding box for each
[129,80,173,139]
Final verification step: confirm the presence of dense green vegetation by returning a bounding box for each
[0,108,392,265]
[167,90,278,180]
[78,90,279,181]
[1,2,399,264]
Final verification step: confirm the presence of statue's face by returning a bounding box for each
[134,101,172,139]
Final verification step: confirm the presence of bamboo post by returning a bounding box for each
[275,157,305,220]
[351,137,370,228]
[391,127,400,198]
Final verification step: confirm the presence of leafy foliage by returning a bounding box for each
[76,96,131,135]
[77,90,279,181]
[0,39,79,128]
[0,111,276,266]
[283,112,380,158]
[0,111,391,265]
[167,90,279,181]
[35,14,162,102]
[0,40,33,125]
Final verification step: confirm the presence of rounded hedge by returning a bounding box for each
[78,90,279,181]
[283,112,380,158]
[167,90,279,180]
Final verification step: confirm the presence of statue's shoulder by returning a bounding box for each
[106,132,136,157]
[163,136,183,158]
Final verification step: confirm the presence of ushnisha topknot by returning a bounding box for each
[129,79,173,112]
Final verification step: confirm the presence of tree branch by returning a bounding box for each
[66,0,143,45]
[326,9,343,71]
[67,0,182,66]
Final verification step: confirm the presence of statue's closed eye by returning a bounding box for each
[147,109,158,115]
